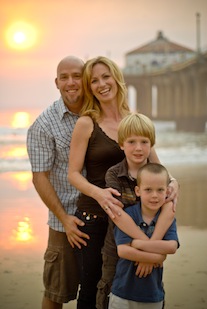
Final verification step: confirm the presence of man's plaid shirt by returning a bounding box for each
[27,97,81,232]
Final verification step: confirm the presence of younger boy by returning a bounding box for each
[109,163,179,309]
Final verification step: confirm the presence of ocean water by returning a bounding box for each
[0,127,30,173]
[0,121,207,173]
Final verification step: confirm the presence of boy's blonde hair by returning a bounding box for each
[118,113,156,146]
[80,56,130,121]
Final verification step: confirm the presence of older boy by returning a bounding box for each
[97,113,177,308]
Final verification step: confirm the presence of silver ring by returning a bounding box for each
[104,206,109,211]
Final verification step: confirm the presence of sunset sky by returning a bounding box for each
[1,0,207,122]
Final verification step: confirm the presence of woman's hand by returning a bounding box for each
[166,179,180,212]
[93,187,124,219]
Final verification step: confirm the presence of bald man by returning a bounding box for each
[27,56,89,309]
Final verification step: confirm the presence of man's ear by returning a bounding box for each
[55,78,59,89]
[135,185,140,197]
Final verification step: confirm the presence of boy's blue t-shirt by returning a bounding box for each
[111,203,179,303]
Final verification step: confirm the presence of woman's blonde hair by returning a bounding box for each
[118,113,156,146]
[80,56,130,120]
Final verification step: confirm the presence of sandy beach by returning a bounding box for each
[0,163,207,309]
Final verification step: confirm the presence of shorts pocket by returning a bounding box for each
[43,250,60,291]
[44,250,59,262]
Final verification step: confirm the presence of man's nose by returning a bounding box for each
[67,77,75,85]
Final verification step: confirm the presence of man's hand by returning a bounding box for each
[63,215,90,249]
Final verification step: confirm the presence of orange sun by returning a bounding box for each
[5,21,38,50]
[11,112,31,128]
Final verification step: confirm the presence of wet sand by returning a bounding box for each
[0,164,207,309]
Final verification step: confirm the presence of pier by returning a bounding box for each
[124,52,207,132]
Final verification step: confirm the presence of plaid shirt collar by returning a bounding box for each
[58,97,79,120]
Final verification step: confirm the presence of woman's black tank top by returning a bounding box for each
[77,122,125,217]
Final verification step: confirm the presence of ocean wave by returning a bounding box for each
[0,127,28,145]
[0,124,207,172]
[0,159,31,173]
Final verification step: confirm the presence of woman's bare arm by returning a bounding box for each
[68,116,124,220]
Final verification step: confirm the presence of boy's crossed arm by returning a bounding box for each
[117,238,178,278]
[117,242,166,278]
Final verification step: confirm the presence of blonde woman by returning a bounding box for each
[68,57,179,309]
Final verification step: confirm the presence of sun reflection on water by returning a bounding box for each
[6,146,27,158]
[0,172,48,252]
[11,216,34,243]
[5,171,33,191]
[12,171,32,190]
